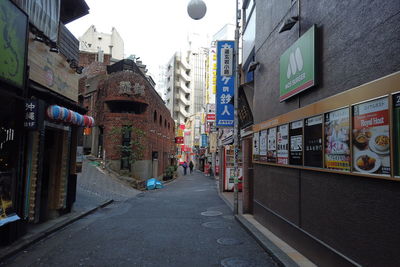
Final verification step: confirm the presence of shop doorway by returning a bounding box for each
[39,127,65,222]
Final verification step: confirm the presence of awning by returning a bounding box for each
[46,105,94,127]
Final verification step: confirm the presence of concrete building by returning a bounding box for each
[79,25,124,61]
[238,0,400,266]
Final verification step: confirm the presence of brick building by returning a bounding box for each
[80,59,175,180]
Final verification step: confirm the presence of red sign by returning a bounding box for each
[179,124,185,130]
[175,137,184,144]
[206,114,216,121]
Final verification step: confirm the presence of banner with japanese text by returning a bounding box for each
[216,40,235,127]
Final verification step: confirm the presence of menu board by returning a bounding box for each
[253,132,259,161]
[394,93,400,177]
[277,124,289,165]
[259,130,268,161]
[353,97,390,175]
[324,108,350,171]
[267,127,277,163]
[304,115,323,168]
[289,120,303,165]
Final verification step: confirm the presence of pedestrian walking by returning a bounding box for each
[189,161,194,174]
[182,161,188,175]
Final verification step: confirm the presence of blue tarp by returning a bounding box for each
[146,178,164,190]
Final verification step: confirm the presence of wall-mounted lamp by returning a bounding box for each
[247,61,260,72]
[279,16,299,33]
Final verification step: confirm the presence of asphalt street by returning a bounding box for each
[3,168,277,267]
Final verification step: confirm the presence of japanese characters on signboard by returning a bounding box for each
[201,134,208,147]
[277,124,289,165]
[259,130,267,161]
[175,137,184,144]
[289,120,303,165]
[216,41,235,127]
[352,97,390,175]
[324,108,350,171]
[24,99,38,130]
[267,128,277,163]
[304,115,323,168]
[0,0,28,89]
[393,93,400,177]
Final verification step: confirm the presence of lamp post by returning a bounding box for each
[188,0,241,215]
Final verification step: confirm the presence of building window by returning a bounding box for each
[159,115,162,126]
[154,110,157,122]
[121,126,131,170]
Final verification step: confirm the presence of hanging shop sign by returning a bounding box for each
[352,97,390,175]
[277,124,289,165]
[304,115,323,168]
[209,133,217,153]
[24,99,39,130]
[324,108,350,171]
[279,25,315,102]
[201,134,208,147]
[0,0,28,89]
[46,105,94,127]
[28,33,80,102]
[175,136,184,144]
[289,120,303,165]
[216,40,235,127]
[394,93,400,177]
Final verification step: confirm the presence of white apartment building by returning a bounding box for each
[79,25,124,60]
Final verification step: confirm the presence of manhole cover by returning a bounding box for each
[221,257,253,267]
[201,221,227,229]
[217,238,243,246]
[201,211,223,216]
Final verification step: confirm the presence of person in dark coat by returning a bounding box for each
[189,161,194,174]
[182,161,188,175]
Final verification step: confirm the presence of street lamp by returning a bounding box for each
[187,0,241,215]
[187,0,207,20]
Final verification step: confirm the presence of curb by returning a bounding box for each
[217,191,297,267]
[235,214,298,267]
[0,199,114,263]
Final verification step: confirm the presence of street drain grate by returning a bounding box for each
[217,238,243,246]
[221,257,253,267]
[201,211,223,216]
[201,221,227,229]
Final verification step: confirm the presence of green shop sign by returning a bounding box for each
[280,25,315,102]
[0,0,28,89]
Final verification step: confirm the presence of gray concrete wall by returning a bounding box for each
[252,1,400,266]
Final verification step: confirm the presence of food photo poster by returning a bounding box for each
[352,97,390,175]
[324,108,350,171]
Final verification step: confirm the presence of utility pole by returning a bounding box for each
[233,0,240,215]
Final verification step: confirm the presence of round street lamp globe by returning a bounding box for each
[187,0,207,20]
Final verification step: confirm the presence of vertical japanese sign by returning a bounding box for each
[277,124,289,165]
[304,115,323,168]
[280,25,315,102]
[24,99,38,130]
[201,134,208,147]
[267,128,277,163]
[324,108,350,171]
[353,97,390,175]
[216,41,235,127]
[393,93,400,177]
[289,120,303,165]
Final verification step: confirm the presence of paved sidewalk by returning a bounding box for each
[0,159,141,263]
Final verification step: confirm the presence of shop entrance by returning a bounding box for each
[39,127,65,222]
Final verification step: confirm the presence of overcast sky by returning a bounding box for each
[66,0,236,81]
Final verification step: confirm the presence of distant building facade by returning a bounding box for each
[79,25,124,61]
